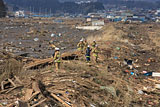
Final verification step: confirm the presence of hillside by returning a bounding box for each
[0,0,6,17]
[99,0,157,9]
[4,0,104,14]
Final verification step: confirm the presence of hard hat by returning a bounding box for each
[95,45,98,47]
[80,39,83,42]
[55,47,60,51]
[93,40,96,42]
[88,45,90,47]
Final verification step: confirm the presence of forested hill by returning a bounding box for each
[99,0,160,9]
[0,0,6,17]
[4,0,104,14]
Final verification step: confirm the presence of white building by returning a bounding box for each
[15,11,25,17]
[92,20,105,26]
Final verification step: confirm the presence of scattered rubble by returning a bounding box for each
[0,20,160,106]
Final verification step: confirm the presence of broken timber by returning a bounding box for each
[23,50,80,70]
[51,93,71,107]
[24,80,48,107]
[0,76,23,94]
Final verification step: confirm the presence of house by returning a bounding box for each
[88,13,106,18]
[126,18,143,23]
[15,11,25,17]
[86,16,92,22]
[113,18,122,22]
[156,19,160,23]
[92,20,105,26]
[133,14,146,21]
[121,12,134,19]
[85,16,99,22]
[53,19,63,23]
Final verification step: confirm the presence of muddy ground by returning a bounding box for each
[0,18,97,58]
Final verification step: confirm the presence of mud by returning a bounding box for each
[0,18,97,58]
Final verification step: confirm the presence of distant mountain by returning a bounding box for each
[0,0,6,17]
[99,0,158,9]
[4,0,104,14]
[60,0,158,2]
[59,0,97,2]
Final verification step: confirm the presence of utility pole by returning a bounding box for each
[50,8,52,17]
[39,7,41,16]
[30,6,31,17]
[45,8,47,17]
[33,7,34,14]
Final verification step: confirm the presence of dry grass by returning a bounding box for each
[0,58,23,82]
[87,23,127,43]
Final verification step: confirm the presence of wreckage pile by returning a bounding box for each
[0,22,160,106]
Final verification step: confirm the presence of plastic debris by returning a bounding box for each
[51,33,55,37]
[59,33,62,37]
[138,90,144,94]
[34,38,39,42]
[155,84,160,89]
[152,72,160,77]
[90,103,96,107]
[116,47,120,50]
[114,57,118,59]
[124,59,133,65]
[130,72,134,75]
[0,101,8,106]
[19,42,22,45]
[144,72,152,76]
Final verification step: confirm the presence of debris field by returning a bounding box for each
[0,20,160,107]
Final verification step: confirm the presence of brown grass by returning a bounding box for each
[0,58,23,82]
[87,23,127,43]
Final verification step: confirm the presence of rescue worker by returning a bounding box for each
[54,48,61,71]
[91,40,97,49]
[83,39,88,52]
[85,45,91,63]
[92,45,99,63]
[77,39,84,54]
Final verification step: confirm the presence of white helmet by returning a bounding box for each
[80,39,83,42]
[55,47,60,51]
[88,45,90,47]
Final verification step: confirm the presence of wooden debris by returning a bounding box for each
[51,93,71,107]
[0,76,23,94]
[23,58,53,70]
[31,98,47,107]
[147,78,160,84]
[24,89,34,101]
[24,81,47,107]
[23,50,80,70]
[16,100,29,107]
